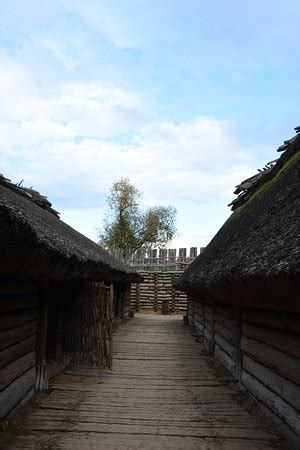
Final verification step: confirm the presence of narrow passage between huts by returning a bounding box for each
[3,314,284,449]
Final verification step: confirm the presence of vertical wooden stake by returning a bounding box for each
[55,304,63,362]
[154,273,158,312]
[136,283,140,312]
[109,284,114,368]
[35,282,49,391]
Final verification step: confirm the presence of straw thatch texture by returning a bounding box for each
[176,148,300,311]
[0,182,142,283]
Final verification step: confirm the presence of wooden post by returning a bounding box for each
[171,273,176,313]
[168,249,176,269]
[154,273,158,312]
[136,283,140,312]
[189,247,197,258]
[159,248,167,268]
[234,305,242,381]
[108,284,113,367]
[161,300,169,315]
[35,282,49,392]
[151,249,157,268]
[179,248,187,260]
[55,310,63,362]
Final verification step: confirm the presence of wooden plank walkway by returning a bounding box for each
[2,314,285,449]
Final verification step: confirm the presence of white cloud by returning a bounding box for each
[0,57,141,145]
[0,53,256,245]
[42,39,78,70]
[1,119,254,207]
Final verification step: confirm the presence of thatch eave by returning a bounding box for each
[176,148,299,309]
[0,183,142,284]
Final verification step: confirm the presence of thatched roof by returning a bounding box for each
[228,127,300,210]
[175,128,300,311]
[0,178,142,283]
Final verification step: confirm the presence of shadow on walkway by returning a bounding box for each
[2,314,286,449]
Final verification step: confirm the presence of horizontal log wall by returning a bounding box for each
[187,297,300,437]
[241,309,300,436]
[131,271,187,313]
[0,279,38,419]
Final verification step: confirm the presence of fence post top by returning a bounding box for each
[108,246,204,271]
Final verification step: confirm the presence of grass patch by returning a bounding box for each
[0,419,9,433]
[112,322,119,333]
[230,149,300,220]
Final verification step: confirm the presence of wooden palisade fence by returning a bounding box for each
[108,247,204,313]
[131,272,187,313]
[109,247,205,270]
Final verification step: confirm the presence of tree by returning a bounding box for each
[98,178,177,256]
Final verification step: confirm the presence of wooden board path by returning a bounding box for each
[2,314,286,449]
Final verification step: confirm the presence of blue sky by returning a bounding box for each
[0,0,299,248]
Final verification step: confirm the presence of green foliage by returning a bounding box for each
[112,322,119,333]
[0,419,9,433]
[99,177,177,256]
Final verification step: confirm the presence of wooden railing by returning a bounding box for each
[108,247,205,270]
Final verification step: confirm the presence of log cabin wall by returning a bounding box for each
[0,279,38,419]
[187,296,300,437]
[0,278,117,419]
[240,308,300,436]
[131,271,187,313]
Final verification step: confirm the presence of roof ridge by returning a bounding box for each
[228,126,300,211]
[0,174,60,217]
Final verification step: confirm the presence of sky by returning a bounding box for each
[0,0,299,249]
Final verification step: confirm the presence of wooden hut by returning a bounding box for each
[0,176,142,419]
[175,127,300,439]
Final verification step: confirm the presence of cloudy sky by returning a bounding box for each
[1,1,299,249]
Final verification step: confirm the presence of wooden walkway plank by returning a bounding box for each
[2,314,286,449]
